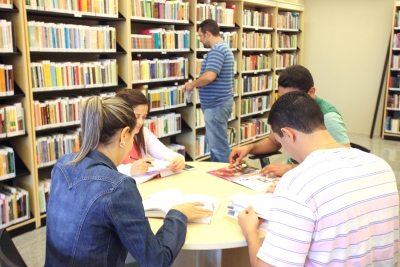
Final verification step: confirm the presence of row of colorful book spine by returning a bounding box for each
[27,21,116,52]
[242,32,272,50]
[196,2,235,26]
[243,10,273,28]
[25,0,118,17]
[30,59,118,91]
[0,184,30,229]
[385,116,400,133]
[0,0,13,9]
[0,64,14,96]
[242,55,271,72]
[131,0,189,22]
[38,178,50,213]
[0,146,16,180]
[35,131,80,168]
[277,32,297,49]
[146,85,186,112]
[0,20,15,53]
[144,112,181,138]
[131,29,190,51]
[276,52,299,69]
[0,103,25,138]
[242,75,273,95]
[241,95,271,116]
[195,134,209,159]
[131,57,188,83]
[277,12,299,29]
[387,94,400,109]
[240,118,270,142]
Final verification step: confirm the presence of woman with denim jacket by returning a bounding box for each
[116,89,185,176]
[45,96,212,267]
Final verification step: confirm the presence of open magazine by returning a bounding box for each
[133,159,181,185]
[142,188,220,224]
[207,164,280,192]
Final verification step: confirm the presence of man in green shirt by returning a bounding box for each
[229,65,350,177]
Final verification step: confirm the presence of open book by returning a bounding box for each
[225,193,274,232]
[133,159,181,185]
[142,188,220,224]
[207,164,280,192]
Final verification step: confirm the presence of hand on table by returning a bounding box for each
[130,156,154,175]
[259,163,297,178]
[172,202,213,220]
[168,156,185,172]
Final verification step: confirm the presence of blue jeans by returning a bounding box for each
[202,97,233,163]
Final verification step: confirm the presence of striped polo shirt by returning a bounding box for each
[259,148,399,266]
[198,41,234,108]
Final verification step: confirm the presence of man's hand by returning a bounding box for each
[229,145,252,165]
[259,163,298,177]
[238,205,264,236]
[183,82,193,93]
[168,156,185,172]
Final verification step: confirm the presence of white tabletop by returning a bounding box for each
[137,162,265,250]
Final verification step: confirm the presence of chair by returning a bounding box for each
[350,142,371,153]
[248,142,370,169]
[0,229,27,267]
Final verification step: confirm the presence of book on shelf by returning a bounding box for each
[142,188,220,224]
[225,192,273,232]
[1,184,30,227]
[207,163,280,192]
[129,159,181,185]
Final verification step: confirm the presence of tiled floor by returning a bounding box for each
[11,133,400,267]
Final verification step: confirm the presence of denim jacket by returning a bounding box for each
[45,150,187,267]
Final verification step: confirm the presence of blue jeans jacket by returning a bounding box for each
[45,150,187,267]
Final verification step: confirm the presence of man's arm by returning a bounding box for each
[238,206,274,267]
[229,135,282,165]
[183,71,217,92]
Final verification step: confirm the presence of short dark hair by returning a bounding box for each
[268,91,325,137]
[278,65,314,93]
[198,19,220,36]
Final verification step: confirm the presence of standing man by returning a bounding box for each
[183,19,234,162]
[238,91,398,266]
[229,65,350,176]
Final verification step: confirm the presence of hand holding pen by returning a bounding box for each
[129,155,154,176]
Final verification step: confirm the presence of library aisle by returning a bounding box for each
[11,132,400,267]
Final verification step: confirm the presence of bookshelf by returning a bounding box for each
[0,0,303,233]
[0,0,37,232]
[383,0,400,140]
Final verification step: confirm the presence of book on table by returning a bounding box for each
[225,192,274,232]
[133,159,181,185]
[206,163,280,192]
[142,188,220,224]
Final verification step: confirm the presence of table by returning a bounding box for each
[137,162,266,267]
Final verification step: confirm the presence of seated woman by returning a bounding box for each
[45,96,212,267]
[116,89,185,176]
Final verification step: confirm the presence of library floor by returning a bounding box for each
[11,133,400,267]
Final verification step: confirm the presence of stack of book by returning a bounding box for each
[196,2,235,26]
[1,184,30,229]
[242,32,272,50]
[0,103,25,137]
[0,20,15,52]
[277,12,299,30]
[0,64,14,95]
[242,75,273,95]
[131,0,189,22]
[276,53,298,70]
[131,28,190,51]
[243,10,273,28]
[241,95,271,116]
[147,85,186,112]
[242,55,271,72]
[240,118,270,142]
[166,143,185,157]
[132,57,188,83]
[144,113,181,138]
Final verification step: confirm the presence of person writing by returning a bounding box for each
[116,89,185,176]
[238,91,398,266]
[229,65,350,177]
[183,19,234,163]
[45,96,212,267]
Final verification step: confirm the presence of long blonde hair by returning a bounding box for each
[69,96,136,164]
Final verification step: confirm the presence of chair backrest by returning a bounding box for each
[0,229,27,267]
[350,142,371,153]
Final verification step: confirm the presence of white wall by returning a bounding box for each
[303,0,394,136]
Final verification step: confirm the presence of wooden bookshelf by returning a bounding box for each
[383,1,400,140]
[0,0,304,233]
